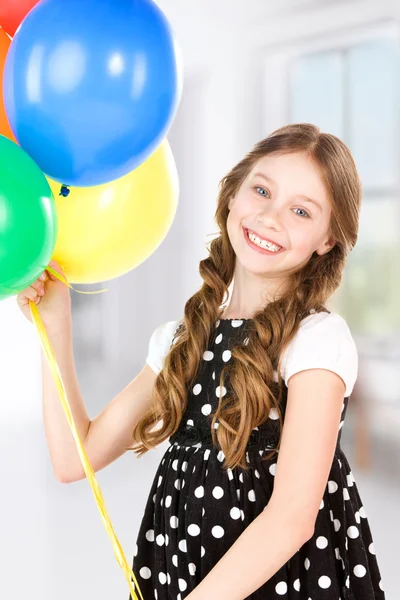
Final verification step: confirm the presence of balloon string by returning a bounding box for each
[28,269,145,600]
[44,265,109,295]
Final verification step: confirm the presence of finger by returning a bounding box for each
[24,285,40,301]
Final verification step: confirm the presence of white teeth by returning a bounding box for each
[248,231,281,252]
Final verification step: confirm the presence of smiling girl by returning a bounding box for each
[19,123,386,600]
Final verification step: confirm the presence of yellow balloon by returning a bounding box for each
[47,140,179,284]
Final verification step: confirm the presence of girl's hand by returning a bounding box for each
[16,259,72,332]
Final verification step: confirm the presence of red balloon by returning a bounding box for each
[0,0,39,37]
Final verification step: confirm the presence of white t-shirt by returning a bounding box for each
[145,312,358,397]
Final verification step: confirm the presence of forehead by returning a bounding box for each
[248,152,330,203]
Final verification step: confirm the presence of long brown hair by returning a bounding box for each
[130,123,362,470]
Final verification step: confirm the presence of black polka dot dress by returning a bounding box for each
[129,318,386,600]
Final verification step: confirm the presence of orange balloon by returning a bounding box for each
[0,27,15,141]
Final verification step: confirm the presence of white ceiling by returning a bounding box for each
[155,0,356,72]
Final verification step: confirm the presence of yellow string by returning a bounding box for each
[29,266,145,600]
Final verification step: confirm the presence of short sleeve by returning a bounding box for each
[279,312,358,397]
[145,319,182,374]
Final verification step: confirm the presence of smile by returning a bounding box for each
[243,227,286,255]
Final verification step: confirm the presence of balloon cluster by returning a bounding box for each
[0,0,182,298]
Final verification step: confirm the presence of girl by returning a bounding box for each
[18,123,385,600]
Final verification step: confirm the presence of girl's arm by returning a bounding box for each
[186,367,346,600]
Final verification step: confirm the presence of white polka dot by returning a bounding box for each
[217,450,225,462]
[318,575,331,589]
[156,534,165,546]
[222,350,232,362]
[379,580,385,591]
[359,506,368,518]
[369,542,375,555]
[269,463,277,476]
[215,385,227,398]
[182,461,188,472]
[316,536,328,549]
[268,408,279,420]
[215,333,223,344]
[194,486,204,498]
[230,507,241,520]
[174,479,182,490]
[167,573,171,584]
[157,475,163,487]
[304,557,310,570]
[275,581,288,595]
[158,572,167,584]
[231,319,244,327]
[236,489,240,500]
[154,589,158,600]
[320,498,324,509]
[188,563,196,575]
[188,524,201,536]
[212,486,224,499]
[170,516,179,528]
[201,546,205,557]
[203,350,214,361]
[134,543,138,556]
[216,319,220,327]
[187,419,194,426]
[227,468,233,480]
[347,526,359,539]
[203,448,211,460]
[329,510,334,521]
[139,566,151,579]
[172,459,179,471]
[240,510,245,520]
[248,489,256,502]
[335,548,341,560]
[334,519,341,532]
[346,575,350,588]
[293,578,301,591]
[165,534,169,546]
[145,529,154,542]
[343,488,350,500]
[172,554,178,567]
[212,371,215,380]
[193,383,202,395]
[212,525,224,538]
[201,403,212,415]
[355,511,360,524]
[347,472,355,487]
[328,480,338,493]
[254,469,260,479]
[354,564,367,577]
[178,539,187,552]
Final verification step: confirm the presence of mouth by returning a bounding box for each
[243,227,286,255]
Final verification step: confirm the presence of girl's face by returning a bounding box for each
[227,151,335,279]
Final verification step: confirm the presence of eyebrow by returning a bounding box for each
[252,172,323,212]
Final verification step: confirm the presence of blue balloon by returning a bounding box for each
[4,0,182,186]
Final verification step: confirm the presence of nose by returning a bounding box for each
[256,204,283,230]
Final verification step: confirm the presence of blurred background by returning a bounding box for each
[0,0,399,598]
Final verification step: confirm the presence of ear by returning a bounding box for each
[316,235,336,256]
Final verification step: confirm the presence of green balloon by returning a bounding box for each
[0,135,58,301]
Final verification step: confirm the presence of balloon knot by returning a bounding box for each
[60,185,70,197]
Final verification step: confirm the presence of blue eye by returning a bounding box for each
[293,207,310,218]
[255,186,269,196]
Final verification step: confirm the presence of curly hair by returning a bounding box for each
[129,123,362,470]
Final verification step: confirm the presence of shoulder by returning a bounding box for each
[279,311,358,397]
[145,318,182,374]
